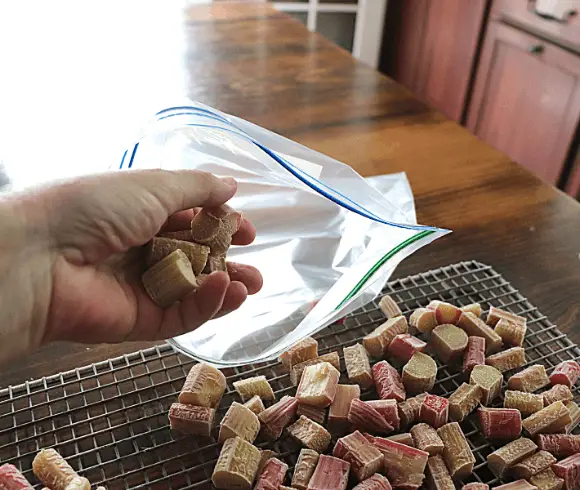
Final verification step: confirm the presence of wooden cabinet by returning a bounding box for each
[381,0,489,122]
[467,22,580,184]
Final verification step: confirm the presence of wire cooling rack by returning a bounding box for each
[0,261,578,490]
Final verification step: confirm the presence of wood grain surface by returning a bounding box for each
[1,2,579,387]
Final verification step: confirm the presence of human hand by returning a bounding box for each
[0,170,262,363]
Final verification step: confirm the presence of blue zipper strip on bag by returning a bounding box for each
[120,105,447,233]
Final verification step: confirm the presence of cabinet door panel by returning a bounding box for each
[468,22,580,184]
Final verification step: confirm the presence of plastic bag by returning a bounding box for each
[119,101,450,367]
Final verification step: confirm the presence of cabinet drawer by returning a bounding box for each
[492,0,580,53]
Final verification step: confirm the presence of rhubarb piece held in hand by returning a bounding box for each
[457,312,503,354]
[512,450,557,479]
[430,324,468,363]
[291,449,319,490]
[219,402,260,443]
[212,437,261,490]
[379,295,403,319]
[296,403,326,425]
[333,431,383,481]
[460,303,482,317]
[486,346,527,373]
[494,318,527,347]
[344,343,374,389]
[290,353,341,386]
[437,422,475,480]
[287,416,331,453]
[366,434,429,489]
[552,453,580,490]
[398,393,426,429]
[388,433,415,446]
[463,336,486,373]
[280,337,319,369]
[428,301,462,325]
[169,403,215,437]
[479,407,522,440]
[508,365,550,392]
[179,362,226,408]
[233,375,276,402]
[409,308,437,334]
[373,360,406,401]
[470,364,503,405]
[348,399,393,434]
[486,307,527,328]
[388,334,427,362]
[366,399,400,431]
[491,480,538,490]
[307,455,350,490]
[363,317,408,358]
[487,438,538,478]
[529,469,565,490]
[402,352,437,394]
[258,395,298,440]
[410,423,444,455]
[32,449,90,490]
[296,362,340,408]
[543,385,574,406]
[426,454,455,490]
[146,237,210,275]
[328,384,360,429]
[449,383,482,422]
[353,474,393,490]
[254,458,288,490]
[244,395,265,415]
[550,360,580,388]
[0,464,34,490]
[522,401,571,437]
[504,390,544,416]
[420,394,449,429]
[537,434,580,457]
[565,401,580,433]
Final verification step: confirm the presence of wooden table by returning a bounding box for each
[1,2,579,386]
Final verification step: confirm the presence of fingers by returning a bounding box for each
[227,262,263,295]
[232,218,256,246]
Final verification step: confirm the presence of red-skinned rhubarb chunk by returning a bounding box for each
[379,295,403,319]
[373,361,406,401]
[363,317,408,358]
[426,454,454,490]
[329,384,360,430]
[462,485,490,490]
[258,395,298,440]
[537,434,580,458]
[296,403,326,425]
[492,480,537,490]
[478,407,522,440]
[543,385,574,407]
[420,394,449,429]
[388,334,426,362]
[508,365,550,392]
[307,455,350,490]
[366,399,400,431]
[486,307,526,328]
[437,422,475,479]
[296,362,339,408]
[550,361,580,388]
[463,336,486,373]
[0,464,33,490]
[348,399,393,434]
[254,457,288,490]
[353,474,393,490]
[333,431,383,481]
[428,301,462,325]
[410,423,444,455]
[366,434,429,489]
[552,453,580,490]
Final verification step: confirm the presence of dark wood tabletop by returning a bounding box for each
[1,2,579,387]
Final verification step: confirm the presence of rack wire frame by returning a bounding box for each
[0,261,578,490]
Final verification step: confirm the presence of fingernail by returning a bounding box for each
[220,176,237,187]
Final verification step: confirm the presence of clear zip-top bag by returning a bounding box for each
[119,101,450,367]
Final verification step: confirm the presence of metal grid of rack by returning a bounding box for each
[0,260,578,489]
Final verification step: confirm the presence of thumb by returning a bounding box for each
[41,169,237,263]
